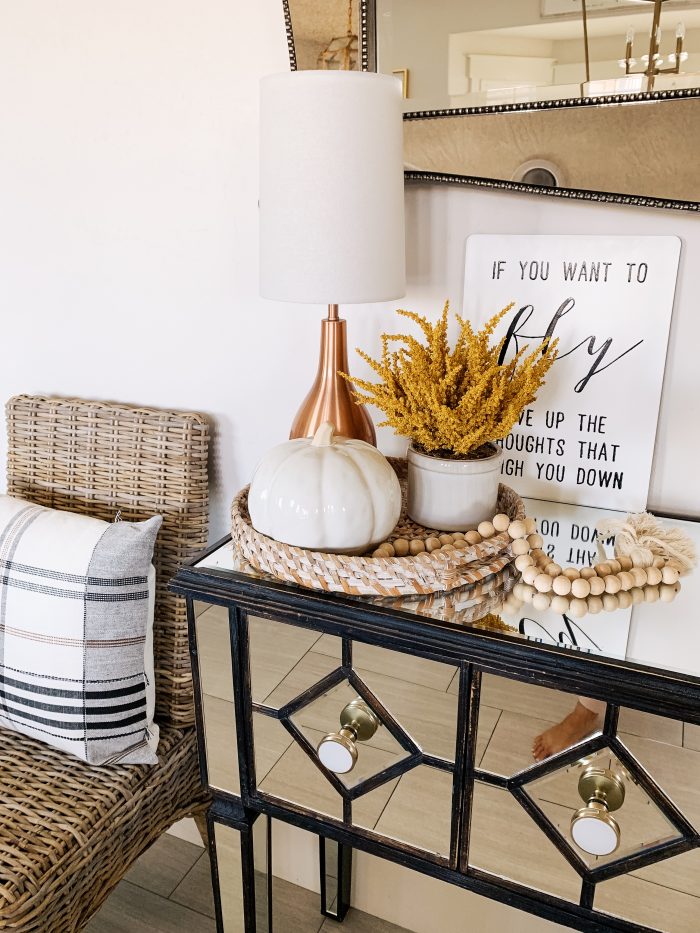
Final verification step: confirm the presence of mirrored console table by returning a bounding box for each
[171,499,700,933]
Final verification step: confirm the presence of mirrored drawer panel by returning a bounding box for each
[471,672,700,930]
[249,617,459,859]
[193,602,239,795]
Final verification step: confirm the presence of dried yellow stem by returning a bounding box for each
[341,301,558,457]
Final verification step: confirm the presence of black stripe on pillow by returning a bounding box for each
[0,558,147,586]
[0,672,146,700]
[0,713,149,743]
[0,704,146,731]
[0,688,146,717]
[0,576,149,601]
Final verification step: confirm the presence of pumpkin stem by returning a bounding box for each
[311,422,336,448]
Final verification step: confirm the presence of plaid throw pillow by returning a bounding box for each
[0,495,161,765]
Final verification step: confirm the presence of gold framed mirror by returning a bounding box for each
[283,0,700,210]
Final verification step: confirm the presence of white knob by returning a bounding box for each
[316,699,380,774]
[317,736,356,774]
[571,810,620,856]
[571,768,625,856]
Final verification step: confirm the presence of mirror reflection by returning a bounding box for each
[287,0,361,71]
[470,782,583,900]
[289,680,413,790]
[371,764,453,857]
[194,602,240,795]
[527,748,682,867]
[471,675,700,918]
[281,0,700,204]
[376,0,700,112]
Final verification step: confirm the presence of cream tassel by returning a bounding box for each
[596,511,697,575]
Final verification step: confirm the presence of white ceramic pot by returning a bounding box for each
[407,444,503,531]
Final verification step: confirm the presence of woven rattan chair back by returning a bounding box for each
[5,395,209,727]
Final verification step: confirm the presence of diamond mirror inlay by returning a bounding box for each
[524,747,683,869]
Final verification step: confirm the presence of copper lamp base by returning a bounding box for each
[290,305,376,445]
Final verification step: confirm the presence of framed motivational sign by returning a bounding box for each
[463,234,680,511]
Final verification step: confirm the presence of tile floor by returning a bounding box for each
[87,833,408,933]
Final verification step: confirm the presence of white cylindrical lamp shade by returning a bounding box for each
[259,71,406,304]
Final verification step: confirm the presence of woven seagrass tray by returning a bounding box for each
[231,458,525,597]
[375,563,517,621]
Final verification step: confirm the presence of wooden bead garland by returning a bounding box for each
[371,512,514,559]
[371,509,688,621]
[502,515,685,619]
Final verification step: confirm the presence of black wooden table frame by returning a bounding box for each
[172,537,700,933]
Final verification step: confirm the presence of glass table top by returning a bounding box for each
[194,497,700,682]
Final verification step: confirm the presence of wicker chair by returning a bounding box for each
[0,395,210,931]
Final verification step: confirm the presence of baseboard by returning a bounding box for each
[167,817,205,847]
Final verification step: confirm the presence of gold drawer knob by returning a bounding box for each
[570,766,626,856]
[317,698,380,774]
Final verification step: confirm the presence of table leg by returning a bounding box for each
[319,835,352,922]
[209,811,272,932]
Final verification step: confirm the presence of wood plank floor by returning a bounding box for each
[86,832,409,932]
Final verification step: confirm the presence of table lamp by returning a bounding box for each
[259,71,406,445]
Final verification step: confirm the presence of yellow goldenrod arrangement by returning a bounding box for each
[344,301,558,458]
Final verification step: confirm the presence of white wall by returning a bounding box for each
[402,186,700,519]
[1,2,697,534]
[0,3,698,931]
[0,0,300,540]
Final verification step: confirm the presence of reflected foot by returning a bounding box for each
[532,702,600,762]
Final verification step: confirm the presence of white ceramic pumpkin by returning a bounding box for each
[248,422,401,553]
